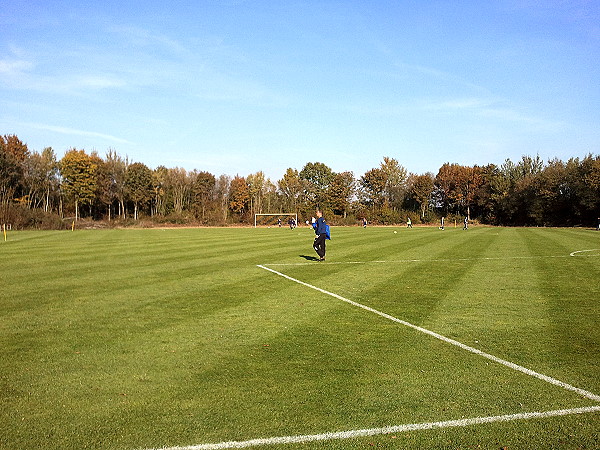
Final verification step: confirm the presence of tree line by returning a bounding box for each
[1,134,599,229]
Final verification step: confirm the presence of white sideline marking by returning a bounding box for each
[570,249,600,257]
[153,406,600,450]
[257,265,600,403]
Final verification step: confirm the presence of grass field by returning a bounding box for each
[1,225,599,449]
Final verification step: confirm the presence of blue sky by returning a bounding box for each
[1,0,598,181]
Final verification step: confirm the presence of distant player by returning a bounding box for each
[463,216,468,230]
[407,217,412,228]
[597,217,600,231]
[362,218,367,228]
[440,216,445,230]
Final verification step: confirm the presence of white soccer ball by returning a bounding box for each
[394,231,397,234]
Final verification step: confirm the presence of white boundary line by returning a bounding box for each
[155,406,600,450]
[570,249,600,257]
[257,265,600,402]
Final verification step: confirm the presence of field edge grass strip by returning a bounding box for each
[151,406,600,450]
[257,265,600,402]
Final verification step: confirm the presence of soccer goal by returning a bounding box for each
[254,213,298,228]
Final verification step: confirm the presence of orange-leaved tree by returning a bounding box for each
[60,149,97,221]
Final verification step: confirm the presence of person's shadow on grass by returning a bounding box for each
[300,255,319,261]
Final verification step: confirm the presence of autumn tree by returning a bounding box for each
[299,162,334,207]
[380,157,407,209]
[434,163,459,214]
[498,155,544,225]
[215,175,231,223]
[246,171,267,215]
[473,164,507,224]
[93,149,125,220]
[125,162,153,220]
[0,135,28,218]
[359,168,387,209]
[328,171,355,217]
[435,163,483,218]
[278,168,303,213]
[533,159,571,225]
[462,166,483,219]
[228,175,249,217]
[262,178,279,213]
[513,154,544,180]
[166,167,191,215]
[60,149,97,220]
[2,134,29,162]
[94,156,113,219]
[409,173,434,219]
[86,151,105,218]
[572,154,600,225]
[152,166,169,216]
[39,148,60,213]
[102,149,128,219]
[192,171,216,222]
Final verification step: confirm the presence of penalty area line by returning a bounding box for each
[256,265,600,403]
[151,406,600,450]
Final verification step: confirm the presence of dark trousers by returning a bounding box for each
[313,234,326,258]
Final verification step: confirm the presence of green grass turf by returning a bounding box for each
[1,226,598,449]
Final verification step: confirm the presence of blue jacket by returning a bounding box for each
[313,217,330,239]
[315,217,327,235]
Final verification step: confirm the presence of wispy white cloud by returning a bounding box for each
[479,106,567,130]
[4,73,128,96]
[421,97,566,130]
[3,20,276,105]
[0,58,34,75]
[394,62,491,94]
[0,49,126,94]
[25,123,133,145]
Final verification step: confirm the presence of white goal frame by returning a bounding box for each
[254,213,298,228]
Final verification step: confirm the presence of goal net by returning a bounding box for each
[254,213,298,228]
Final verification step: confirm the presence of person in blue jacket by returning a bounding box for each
[312,209,328,261]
